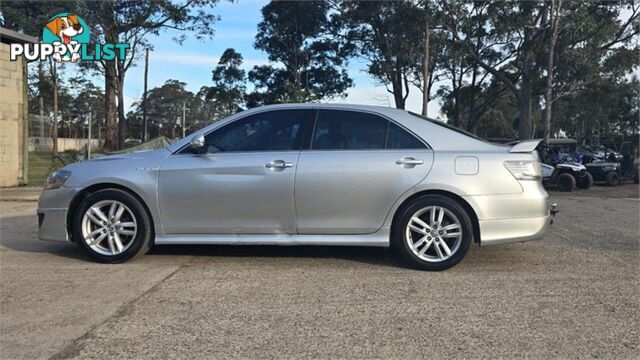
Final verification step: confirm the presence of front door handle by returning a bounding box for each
[396,157,424,166]
[265,160,294,170]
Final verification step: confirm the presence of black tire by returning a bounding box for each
[556,173,576,192]
[605,171,620,186]
[634,171,639,184]
[393,195,473,271]
[576,172,593,189]
[71,188,153,263]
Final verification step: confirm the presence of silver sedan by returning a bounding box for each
[38,104,554,270]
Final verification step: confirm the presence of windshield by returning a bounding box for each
[407,112,489,143]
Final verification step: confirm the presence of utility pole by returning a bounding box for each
[87,112,92,160]
[39,97,44,139]
[544,0,563,145]
[143,48,149,142]
[182,102,188,138]
[421,2,430,117]
[51,60,58,155]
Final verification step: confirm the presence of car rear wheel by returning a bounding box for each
[394,195,473,271]
[556,173,576,192]
[605,171,620,186]
[72,189,152,263]
[576,172,593,189]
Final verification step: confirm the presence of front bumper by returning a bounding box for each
[37,186,79,242]
[38,208,69,242]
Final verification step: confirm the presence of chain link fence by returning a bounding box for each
[28,114,102,153]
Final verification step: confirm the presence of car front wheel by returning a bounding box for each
[394,195,473,271]
[71,189,153,263]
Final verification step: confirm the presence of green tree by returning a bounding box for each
[1,1,84,153]
[80,0,221,150]
[553,78,639,143]
[524,1,639,141]
[439,1,639,139]
[128,80,201,139]
[70,80,106,139]
[441,1,550,139]
[205,48,246,117]
[334,1,425,109]
[247,1,352,106]
[0,1,83,35]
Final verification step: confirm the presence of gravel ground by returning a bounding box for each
[1,185,638,359]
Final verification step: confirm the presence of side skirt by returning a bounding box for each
[155,227,390,247]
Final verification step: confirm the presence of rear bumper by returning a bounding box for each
[463,181,555,246]
[478,213,552,246]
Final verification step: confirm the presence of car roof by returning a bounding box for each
[254,103,409,117]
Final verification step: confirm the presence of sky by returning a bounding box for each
[121,0,442,118]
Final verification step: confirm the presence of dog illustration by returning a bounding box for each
[45,15,84,62]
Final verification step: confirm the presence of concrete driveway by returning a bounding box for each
[1,186,638,359]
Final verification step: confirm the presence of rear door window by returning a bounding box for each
[311,110,425,150]
[386,123,426,149]
[312,110,387,150]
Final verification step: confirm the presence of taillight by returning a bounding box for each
[504,160,542,181]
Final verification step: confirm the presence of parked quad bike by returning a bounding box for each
[585,161,639,186]
[542,163,593,192]
[584,143,639,186]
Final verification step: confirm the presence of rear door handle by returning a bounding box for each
[396,157,424,166]
[265,160,294,169]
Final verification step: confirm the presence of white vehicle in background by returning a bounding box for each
[541,162,593,192]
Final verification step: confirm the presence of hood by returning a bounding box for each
[60,148,171,188]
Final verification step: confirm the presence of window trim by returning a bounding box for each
[173,107,432,155]
[306,109,430,152]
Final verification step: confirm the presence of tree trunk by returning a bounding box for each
[104,60,118,151]
[143,48,149,142]
[421,9,430,116]
[391,71,406,109]
[117,68,127,148]
[51,60,58,155]
[544,0,562,144]
[518,45,535,139]
[102,1,120,150]
[467,63,479,131]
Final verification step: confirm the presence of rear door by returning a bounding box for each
[294,109,433,234]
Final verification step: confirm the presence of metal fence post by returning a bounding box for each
[87,112,92,160]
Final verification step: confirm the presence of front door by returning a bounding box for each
[295,109,433,234]
[158,109,315,234]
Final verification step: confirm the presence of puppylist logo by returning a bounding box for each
[10,13,129,62]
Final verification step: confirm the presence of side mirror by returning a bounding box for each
[190,135,205,153]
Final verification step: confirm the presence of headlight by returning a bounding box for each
[45,170,71,189]
[504,160,542,181]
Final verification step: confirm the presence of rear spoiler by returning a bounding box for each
[509,139,543,153]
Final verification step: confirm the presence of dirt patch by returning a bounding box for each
[549,182,639,199]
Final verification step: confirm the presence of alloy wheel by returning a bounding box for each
[405,206,463,262]
[81,200,137,256]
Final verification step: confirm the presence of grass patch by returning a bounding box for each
[28,152,68,186]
